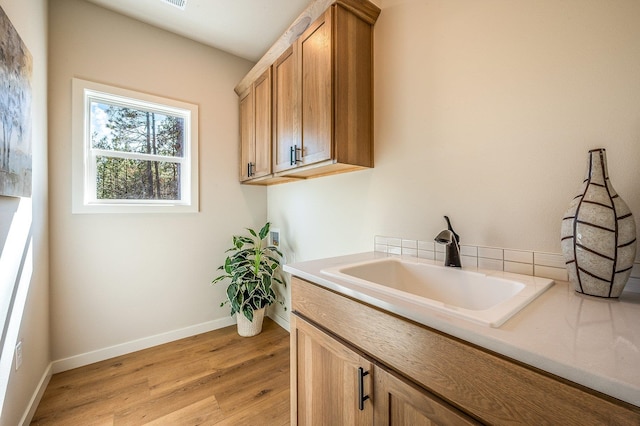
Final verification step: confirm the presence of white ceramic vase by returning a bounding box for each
[236,307,266,337]
[561,148,637,298]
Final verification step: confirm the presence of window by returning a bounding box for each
[72,78,199,213]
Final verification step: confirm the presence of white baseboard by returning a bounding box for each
[268,311,290,332]
[19,362,52,426]
[51,317,236,374]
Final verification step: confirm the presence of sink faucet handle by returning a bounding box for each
[443,216,460,245]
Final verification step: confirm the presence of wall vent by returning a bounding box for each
[160,0,187,10]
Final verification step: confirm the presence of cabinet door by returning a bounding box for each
[272,45,299,173]
[239,70,271,181]
[298,8,333,167]
[291,314,373,426]
[252,69,271,178]
[239,87,254,181]
[374,366,479,426]
[333,3,374,167]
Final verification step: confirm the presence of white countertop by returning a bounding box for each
[284,251,640,407]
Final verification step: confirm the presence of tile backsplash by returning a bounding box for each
[374,236,640,293]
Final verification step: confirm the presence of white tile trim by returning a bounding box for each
[402,239,417,249]
[505,261,534,276]
[534,265,569,281]
[373,235,638,288]
[460,245,478,257]
[504,249,533,264]
[478,257,504,271]
[478,247,504,260]
[373,236,640,294]
[534,252,566,269]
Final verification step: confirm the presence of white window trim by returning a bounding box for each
[71,78,199,213]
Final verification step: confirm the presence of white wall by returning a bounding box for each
[0,0,49,424]
[268,0,640,312]
[29,0,640,382]
[49,0,266,365]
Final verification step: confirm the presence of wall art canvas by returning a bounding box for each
[0,6,32,197]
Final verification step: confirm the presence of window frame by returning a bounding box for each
[72,78,199,213]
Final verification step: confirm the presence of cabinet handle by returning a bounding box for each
[290,145,302,166]
[358,367,370,411]
[247,162,254,177]
[295,145,302,164]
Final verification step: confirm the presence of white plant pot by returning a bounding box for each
[236,307,266,337]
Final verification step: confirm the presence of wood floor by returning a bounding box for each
[31,318,290,425]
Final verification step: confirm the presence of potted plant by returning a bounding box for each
[212,222,284,337]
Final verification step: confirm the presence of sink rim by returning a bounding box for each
[320,256,555,327]
[325,257,526,311]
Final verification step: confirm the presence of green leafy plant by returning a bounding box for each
[212,222,284,322]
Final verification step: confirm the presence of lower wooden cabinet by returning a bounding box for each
[291,314,373,425]
[374,366,479,426]
[291,314,477,425]
[290,276,640,425]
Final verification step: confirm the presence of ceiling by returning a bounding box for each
[84,0,312,62]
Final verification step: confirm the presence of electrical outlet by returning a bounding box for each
[15,340,23,371]
[269,228,281,248]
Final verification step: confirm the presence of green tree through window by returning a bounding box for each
[91,103,184,200]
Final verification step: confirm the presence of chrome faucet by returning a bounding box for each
[434,216,462,268]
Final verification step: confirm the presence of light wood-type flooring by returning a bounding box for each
[31,318,290,425]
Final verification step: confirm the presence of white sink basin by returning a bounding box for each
[321,257,554,327]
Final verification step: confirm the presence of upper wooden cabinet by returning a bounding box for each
[239,69,271,182]
[294,4,374,176]
[236,0,380,184]
[295,8,333,170]
[272,45,299,174]
[239,87,253,181]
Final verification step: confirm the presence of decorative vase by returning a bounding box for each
[236,307,266,337]
[561,148,637,298]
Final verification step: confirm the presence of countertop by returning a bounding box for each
[284,251,640,407]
